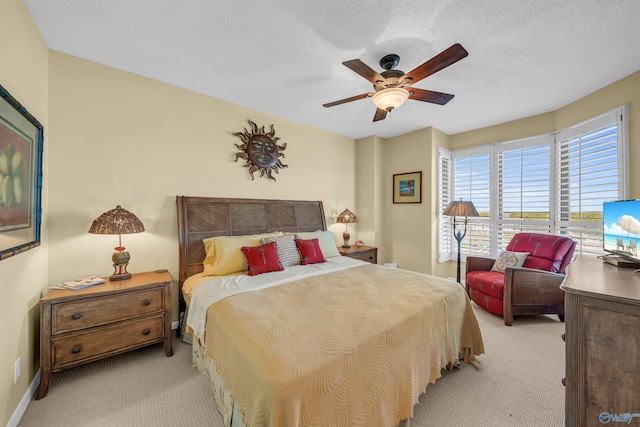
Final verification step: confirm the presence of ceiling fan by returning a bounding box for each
[323,43,468,122]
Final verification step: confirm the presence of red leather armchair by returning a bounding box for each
[465,233,576,326]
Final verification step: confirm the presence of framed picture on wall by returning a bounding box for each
[393,171,422,204]
[0,84,44,260]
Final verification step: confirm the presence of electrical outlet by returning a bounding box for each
[14,357,20,384]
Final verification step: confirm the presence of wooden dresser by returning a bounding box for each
[36,270,173,399]
[337,245,378,264]
[561,256,640,426]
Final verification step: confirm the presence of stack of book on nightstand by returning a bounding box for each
[49,276,106,290]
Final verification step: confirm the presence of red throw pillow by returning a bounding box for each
[241,242,283,276]
[295,238,326,265]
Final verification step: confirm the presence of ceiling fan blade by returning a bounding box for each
[323,93,372,108]
[342,59,384,84]
[408,88,455,105]
[373,108,387,122]
[402,43,468,85]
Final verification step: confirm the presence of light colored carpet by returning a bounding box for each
[17,304,565,426]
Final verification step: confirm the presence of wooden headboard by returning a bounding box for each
[176,196,327,311]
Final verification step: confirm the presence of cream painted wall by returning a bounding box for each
[382,128,433,274]
[47,52,357,323]
[0,0,49,425]
[355,135,386,259]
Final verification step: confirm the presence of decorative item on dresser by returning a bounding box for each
[561,255,640,426]
[337,244,377,264]
[336,208,358,247]
[88,205,145,281]
[36,270,173,399]
[442,198,480,283]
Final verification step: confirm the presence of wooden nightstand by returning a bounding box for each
[338,245,378,264]
[36,270,173,399]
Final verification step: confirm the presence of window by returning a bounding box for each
[556,109,628,254]
[438,106,628,261]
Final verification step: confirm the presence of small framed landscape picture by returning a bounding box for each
[393,171,422,204]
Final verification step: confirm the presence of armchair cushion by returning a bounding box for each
[467,271,505,300]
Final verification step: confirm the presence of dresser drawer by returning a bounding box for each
[52,288,164,335]
[52,315,164,368]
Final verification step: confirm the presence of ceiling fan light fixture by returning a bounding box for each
[371,87,410,112]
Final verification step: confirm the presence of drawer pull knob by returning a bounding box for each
[142,329,151,335]
[143,300,151,306]
[72,313,82,320]
[561,332,566,342]
[561,377,566,386]
[72,346,81,354]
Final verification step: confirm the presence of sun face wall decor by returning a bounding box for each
[233,119,288,181]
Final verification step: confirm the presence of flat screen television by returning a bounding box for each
[603,199,640,264]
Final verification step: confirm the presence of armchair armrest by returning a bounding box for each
[503,267,565,306]
[502,266,566,326]
[465,256,496,273]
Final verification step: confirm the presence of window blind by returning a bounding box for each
[497,139,552,249]
[453,150,491,258]
[556,108,627,254]
[437,148,452,262]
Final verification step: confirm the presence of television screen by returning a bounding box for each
[603,199,640,263]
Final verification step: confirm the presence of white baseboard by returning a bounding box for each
[7,369,40,427]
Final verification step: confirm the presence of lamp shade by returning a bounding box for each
[337,209,359,224]
[88,205,145,235]
[442,199,480,217]
[371,87,410,112]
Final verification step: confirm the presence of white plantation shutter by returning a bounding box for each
[556,107,628,254]
[496,137,553,250]
[437,148,452,262]
[453,148,491,258]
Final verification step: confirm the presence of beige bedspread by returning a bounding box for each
[203,263,484,427]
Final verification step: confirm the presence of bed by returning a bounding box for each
[176,196,484,427]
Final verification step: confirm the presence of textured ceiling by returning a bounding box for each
[24,0,640,140]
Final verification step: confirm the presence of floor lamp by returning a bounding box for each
[443,199,479,284]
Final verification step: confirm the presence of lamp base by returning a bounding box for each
[110,261,131,281]
[342,231,351,248]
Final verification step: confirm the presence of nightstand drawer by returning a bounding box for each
[348,250,377,263]
[338,245,378,264]
[53,315,164,368]
[52,288,164,335]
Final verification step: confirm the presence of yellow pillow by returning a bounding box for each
[202,232,283,276]
[295,230,341,258]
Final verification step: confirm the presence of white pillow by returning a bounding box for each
[491,251,529,273]
[294,230,341,258]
